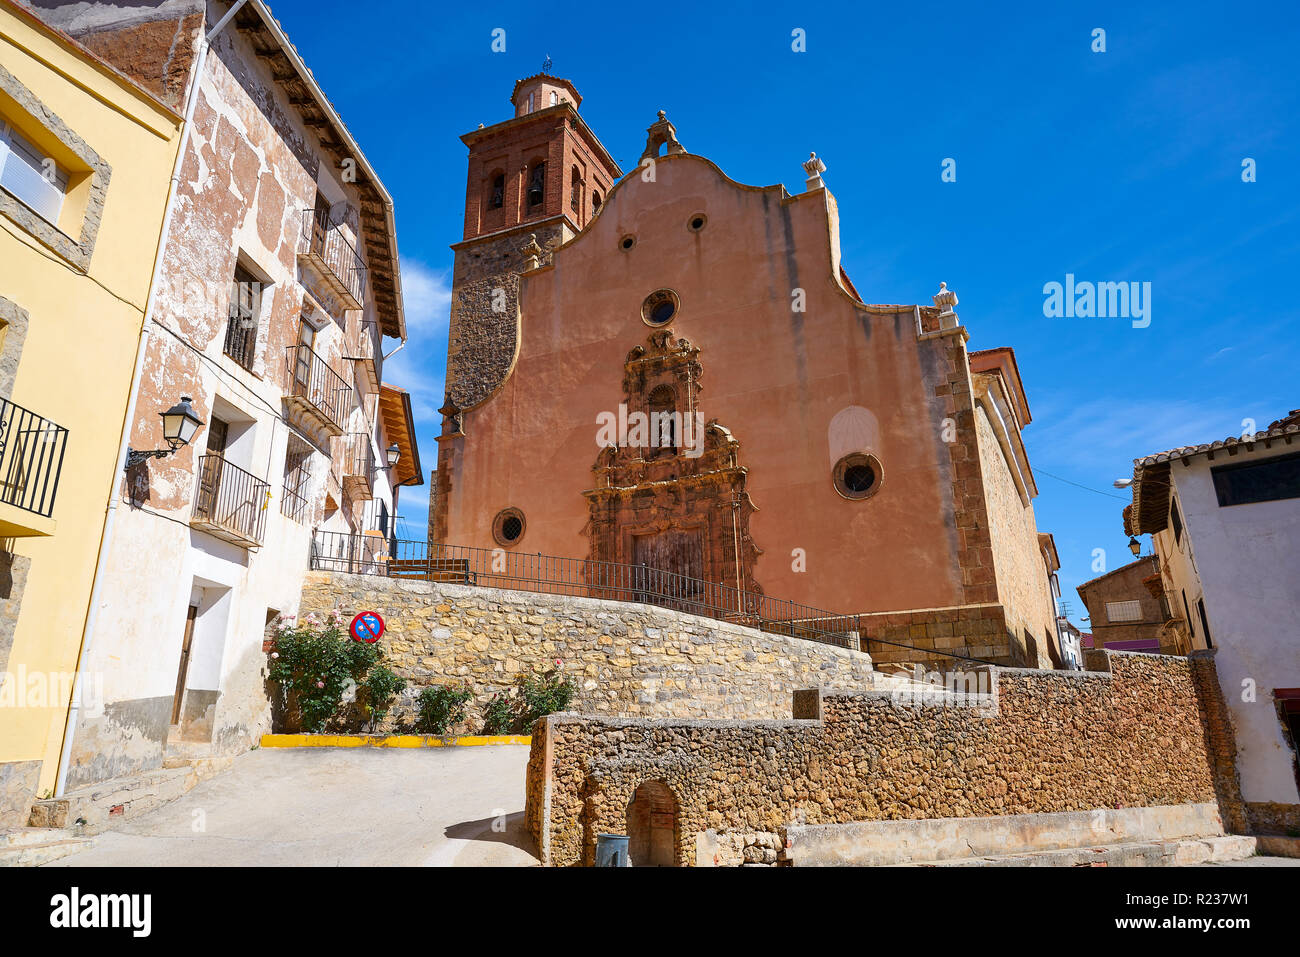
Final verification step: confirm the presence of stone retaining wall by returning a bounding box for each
[526,650,1226,866]
[298,572,894,732]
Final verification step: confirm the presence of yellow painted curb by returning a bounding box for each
[259,733,532,748]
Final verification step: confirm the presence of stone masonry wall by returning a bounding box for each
[527,650,1223,866]
[298,572,896,733]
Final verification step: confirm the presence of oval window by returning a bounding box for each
[493,508,526,546]
[833,453,883,501]
[641,288,680,327]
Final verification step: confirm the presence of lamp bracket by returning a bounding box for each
[126,447,173,469]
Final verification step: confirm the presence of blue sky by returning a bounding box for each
[276,0,1299,625]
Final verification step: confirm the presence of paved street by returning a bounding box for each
[47,746,538,867]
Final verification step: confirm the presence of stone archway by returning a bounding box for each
[626,780,679,866]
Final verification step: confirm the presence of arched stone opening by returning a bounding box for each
[626,780,678,866]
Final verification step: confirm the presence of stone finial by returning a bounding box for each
[522,233,543,270]
[802,152,827,191]
[640,110,687,163]
[933,282,960,329]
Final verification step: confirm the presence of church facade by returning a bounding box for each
[431,75,1063,669]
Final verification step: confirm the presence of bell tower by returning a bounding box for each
[432,74,621,542]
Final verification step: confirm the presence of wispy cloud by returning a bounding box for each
[1029,397,1260,476]
[387,259,452,539]
[399,259,452,337]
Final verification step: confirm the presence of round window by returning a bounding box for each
[493,508,526,546]
[641,288,680,327]
[833,453,882,501]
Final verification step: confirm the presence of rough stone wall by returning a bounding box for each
[1245,802,1300,835]
[857,603,1021,668]
[0,758,40,829]
[926,329,998,608]
[1188,649,1249,833]
[973,403,1055,667]
[20,1,207,112]
[297,571,890,733]
[443,223,565,413]
[528,651,1222,866]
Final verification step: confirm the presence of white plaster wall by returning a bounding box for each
[1170,450,1300,805]
[68,11,398,784]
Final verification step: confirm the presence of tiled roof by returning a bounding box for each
[1124,408,1300,536]
[1133,410,1300,468]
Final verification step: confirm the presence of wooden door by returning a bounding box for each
[196,417,229,517]
[171,604,199,726]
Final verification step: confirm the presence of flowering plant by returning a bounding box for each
[267,608,398,732]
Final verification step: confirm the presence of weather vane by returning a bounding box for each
[542,55,553,72]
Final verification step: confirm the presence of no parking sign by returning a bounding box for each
[349,610,385,644]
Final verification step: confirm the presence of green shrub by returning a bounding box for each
[416,684,473,735]
[267,610,384,733]
[359,665,407,730]
[482,692,515,735]
[518,661,576,728]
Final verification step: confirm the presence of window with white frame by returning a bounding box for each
[0,118,69,225]
[1105,599,1143,623]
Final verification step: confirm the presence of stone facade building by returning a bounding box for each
[14,0,422,796]
[1076,555,1176,653]
[431,74,1064,668]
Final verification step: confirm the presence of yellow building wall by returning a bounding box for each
[0,5,182,804]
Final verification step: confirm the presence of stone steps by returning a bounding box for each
[28,755,233,834]
[907,834,1258,867]
[0,827,95,867]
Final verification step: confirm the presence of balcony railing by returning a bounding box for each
[345,319,382,392]
[191,455,269,548]
[339,432,375,500]
[0,396,68,521]
[285,343,351,436]
[298,209,366,309]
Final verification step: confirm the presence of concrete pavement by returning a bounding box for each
[47,745,538,867]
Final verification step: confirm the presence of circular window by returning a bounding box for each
[833,453,882,501]
[619,234,636,251]
[687,213,707,232]
[641,288,679,327]
[492,508,526,546]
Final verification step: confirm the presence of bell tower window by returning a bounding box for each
[571,166,581,214]
[527,161,546,208]
[489,172,504,209]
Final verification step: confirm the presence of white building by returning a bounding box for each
[1125,409,1300,833]
[41,1,422,794]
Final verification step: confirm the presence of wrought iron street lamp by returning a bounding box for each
[385,443,400,468]
[1128,536,1142,558]
[126,396,204,467]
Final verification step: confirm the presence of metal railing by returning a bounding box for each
[299,209,366,306]
[281,462,310,524]
[0,397,68,518]
[308,533,995,663]
[193,455,269,545]
[286,344,352,432]
[340,432,375,481]
[348,319,381,363]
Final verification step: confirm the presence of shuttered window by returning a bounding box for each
[1105,599,1143,623]
[0,118,69,225]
